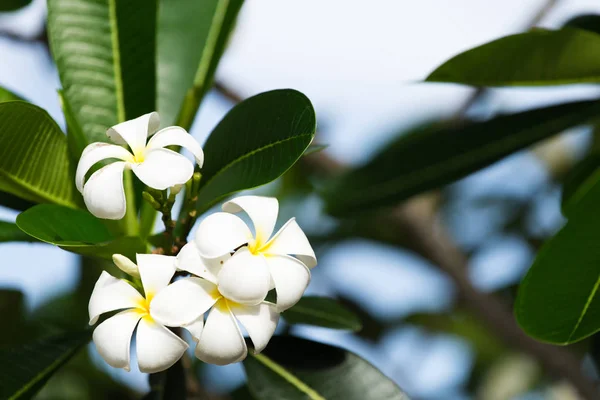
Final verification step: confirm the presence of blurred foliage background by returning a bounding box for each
[3,0,600,399]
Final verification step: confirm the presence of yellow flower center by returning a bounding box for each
[247,230,273,255]
[135,293,153,321]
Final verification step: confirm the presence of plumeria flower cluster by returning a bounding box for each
[76,112,203,219]
[89,195,317,370]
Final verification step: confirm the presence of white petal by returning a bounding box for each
[136,254,176,297]
[266,255,311,311]
[195,301,247,365]
[266,218,317,268]
[218,249,271,305]
[183,316,204,342]
[112,254,140,278]
[107,112,159,153]
[146,126,204,166]
[136,318,188,373]
[176,242,222,283]
[222,196,279,245]
[89,271,143,325]
[194,212,252,259]
[75,143,133,192]
[83,161,127,220]
[231,302,279,354]
[150,277,219,326]
[93,309,140,371]
[132,148,194,190]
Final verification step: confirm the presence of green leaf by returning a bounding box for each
[426,28,600,86]
[47,0,157,146]
[157,0,243,128]
[561,154,600,216]
[16,204,148,259]
[0,330,91,400]
[282,296,362,331]
[16,204,113,246]
[564,14,600,35]
[0,0,31,12]
[244,336,408,400]
[0,191,35,212]
[0,290,26,345]
[516,180,600,344]
[0,221,36,242]
[0,102,80,208]
[0,87,23,102]
[325,100,600,216]
[197,89,316,208]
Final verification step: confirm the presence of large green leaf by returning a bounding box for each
[0,0,31,12]
[561,154,600,216]
[16,204,146,259]
[0,221,36,242]
[282,297,362,331]
[564,14,600,35]
[0,87,23,102]
[157,0,243,128]
[16,204,112,246]
[516,180,600,344]
[426,28,600,86]
[197,89,316,208]
[0,102,80,208]
[47,0,157,150]
[325,100,600,216]
[0,330,91,400]
[244,337,408,400]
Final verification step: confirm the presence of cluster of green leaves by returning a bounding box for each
[322,18,600,347]
[0,1,405,399]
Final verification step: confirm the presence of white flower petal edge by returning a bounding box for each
[83,161,128,220]
[194,212,252,259]
[195,301,248,365]
[222,196,279,244]
[266,255,311,312]
[217,248,271,305]
[136,319,188,374]
[107,112,159,153]
[176,242,222,283]
[231,302,279,353]
[131,148,194,190]
[89,254,188,373]
[75,112,204,220]
[146,126,204,166]
[151,278,218,326]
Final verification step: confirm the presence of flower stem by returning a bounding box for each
[122,171,139,236]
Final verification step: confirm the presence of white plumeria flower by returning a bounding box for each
[88,254,193,373]
[76,112,204,220]
[193,195,316,311]
[151,242,279,365]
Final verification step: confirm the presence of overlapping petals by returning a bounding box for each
[88,254,188,373]
[151,251,279,365]
[194,195,316,311]
[76,112,204,219]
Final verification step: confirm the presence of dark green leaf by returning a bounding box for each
[197,89,316,208]
[244,336,408,400]
[16,204,147,259]
[67,236,148,260]
[0,0,31,12]
[0,221,36,242]
[426,28,600,86]
[16,204,113,246]
[282,296,362,331]
[561,154,600,216]
[157,0,243,127]
[325,100,600,216]
[0,87,23,102]
[0,290,26,345]
[47,0,157,146]
[0,191,35,212]
[564,14,600,35]
[0,330,91,400]
[516,181,600,344]
[0,102,80,208]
